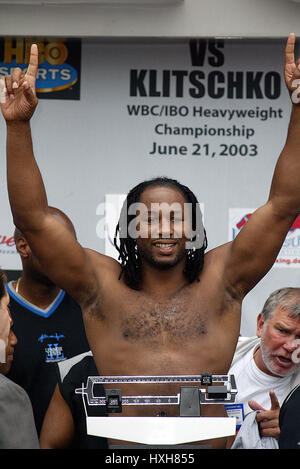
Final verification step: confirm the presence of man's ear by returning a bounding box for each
[15,237,31,259]
[256,312,264,338]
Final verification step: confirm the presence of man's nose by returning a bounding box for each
[159,216,172,238]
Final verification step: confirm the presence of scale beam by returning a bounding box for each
[75,373,237,407]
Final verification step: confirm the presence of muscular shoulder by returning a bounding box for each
[84,248,121,277]
[202,242,233,274]
[83,248,124,301]
[67,248,122,312]
[200,242,240,300]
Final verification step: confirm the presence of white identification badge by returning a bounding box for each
[225,404,244,430]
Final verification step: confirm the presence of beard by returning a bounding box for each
[138,245,186,271]
[260,337,297,378]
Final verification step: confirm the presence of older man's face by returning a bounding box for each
[257,305,300,377]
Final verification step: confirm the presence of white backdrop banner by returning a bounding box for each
[0,37,299,334]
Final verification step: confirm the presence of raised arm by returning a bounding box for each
[225,34,300,298]
[0,45,98,307]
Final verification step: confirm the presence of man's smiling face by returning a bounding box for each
[135,185,190,270]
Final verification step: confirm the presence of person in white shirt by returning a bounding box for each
[229,287,300,444]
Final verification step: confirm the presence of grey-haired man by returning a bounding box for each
[228,287,300,447]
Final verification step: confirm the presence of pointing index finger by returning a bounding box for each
[26,43,39,85]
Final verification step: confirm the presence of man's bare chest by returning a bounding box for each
[121,299,209,342]
[86,277,241,377]
[100,285,229,344]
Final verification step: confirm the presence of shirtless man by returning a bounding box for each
[2,34,300,449]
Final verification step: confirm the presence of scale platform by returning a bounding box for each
[87,416,236,445]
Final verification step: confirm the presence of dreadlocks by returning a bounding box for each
[114,177,208,290]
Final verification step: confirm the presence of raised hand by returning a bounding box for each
[248,389,280,439]
[284,33,300,104]
[0,44,39,121]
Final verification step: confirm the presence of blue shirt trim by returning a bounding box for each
[7,282,66,318]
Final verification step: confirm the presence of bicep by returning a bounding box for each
[40,384,75,449]
[21,212,98,304]
[225,201,296,297]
